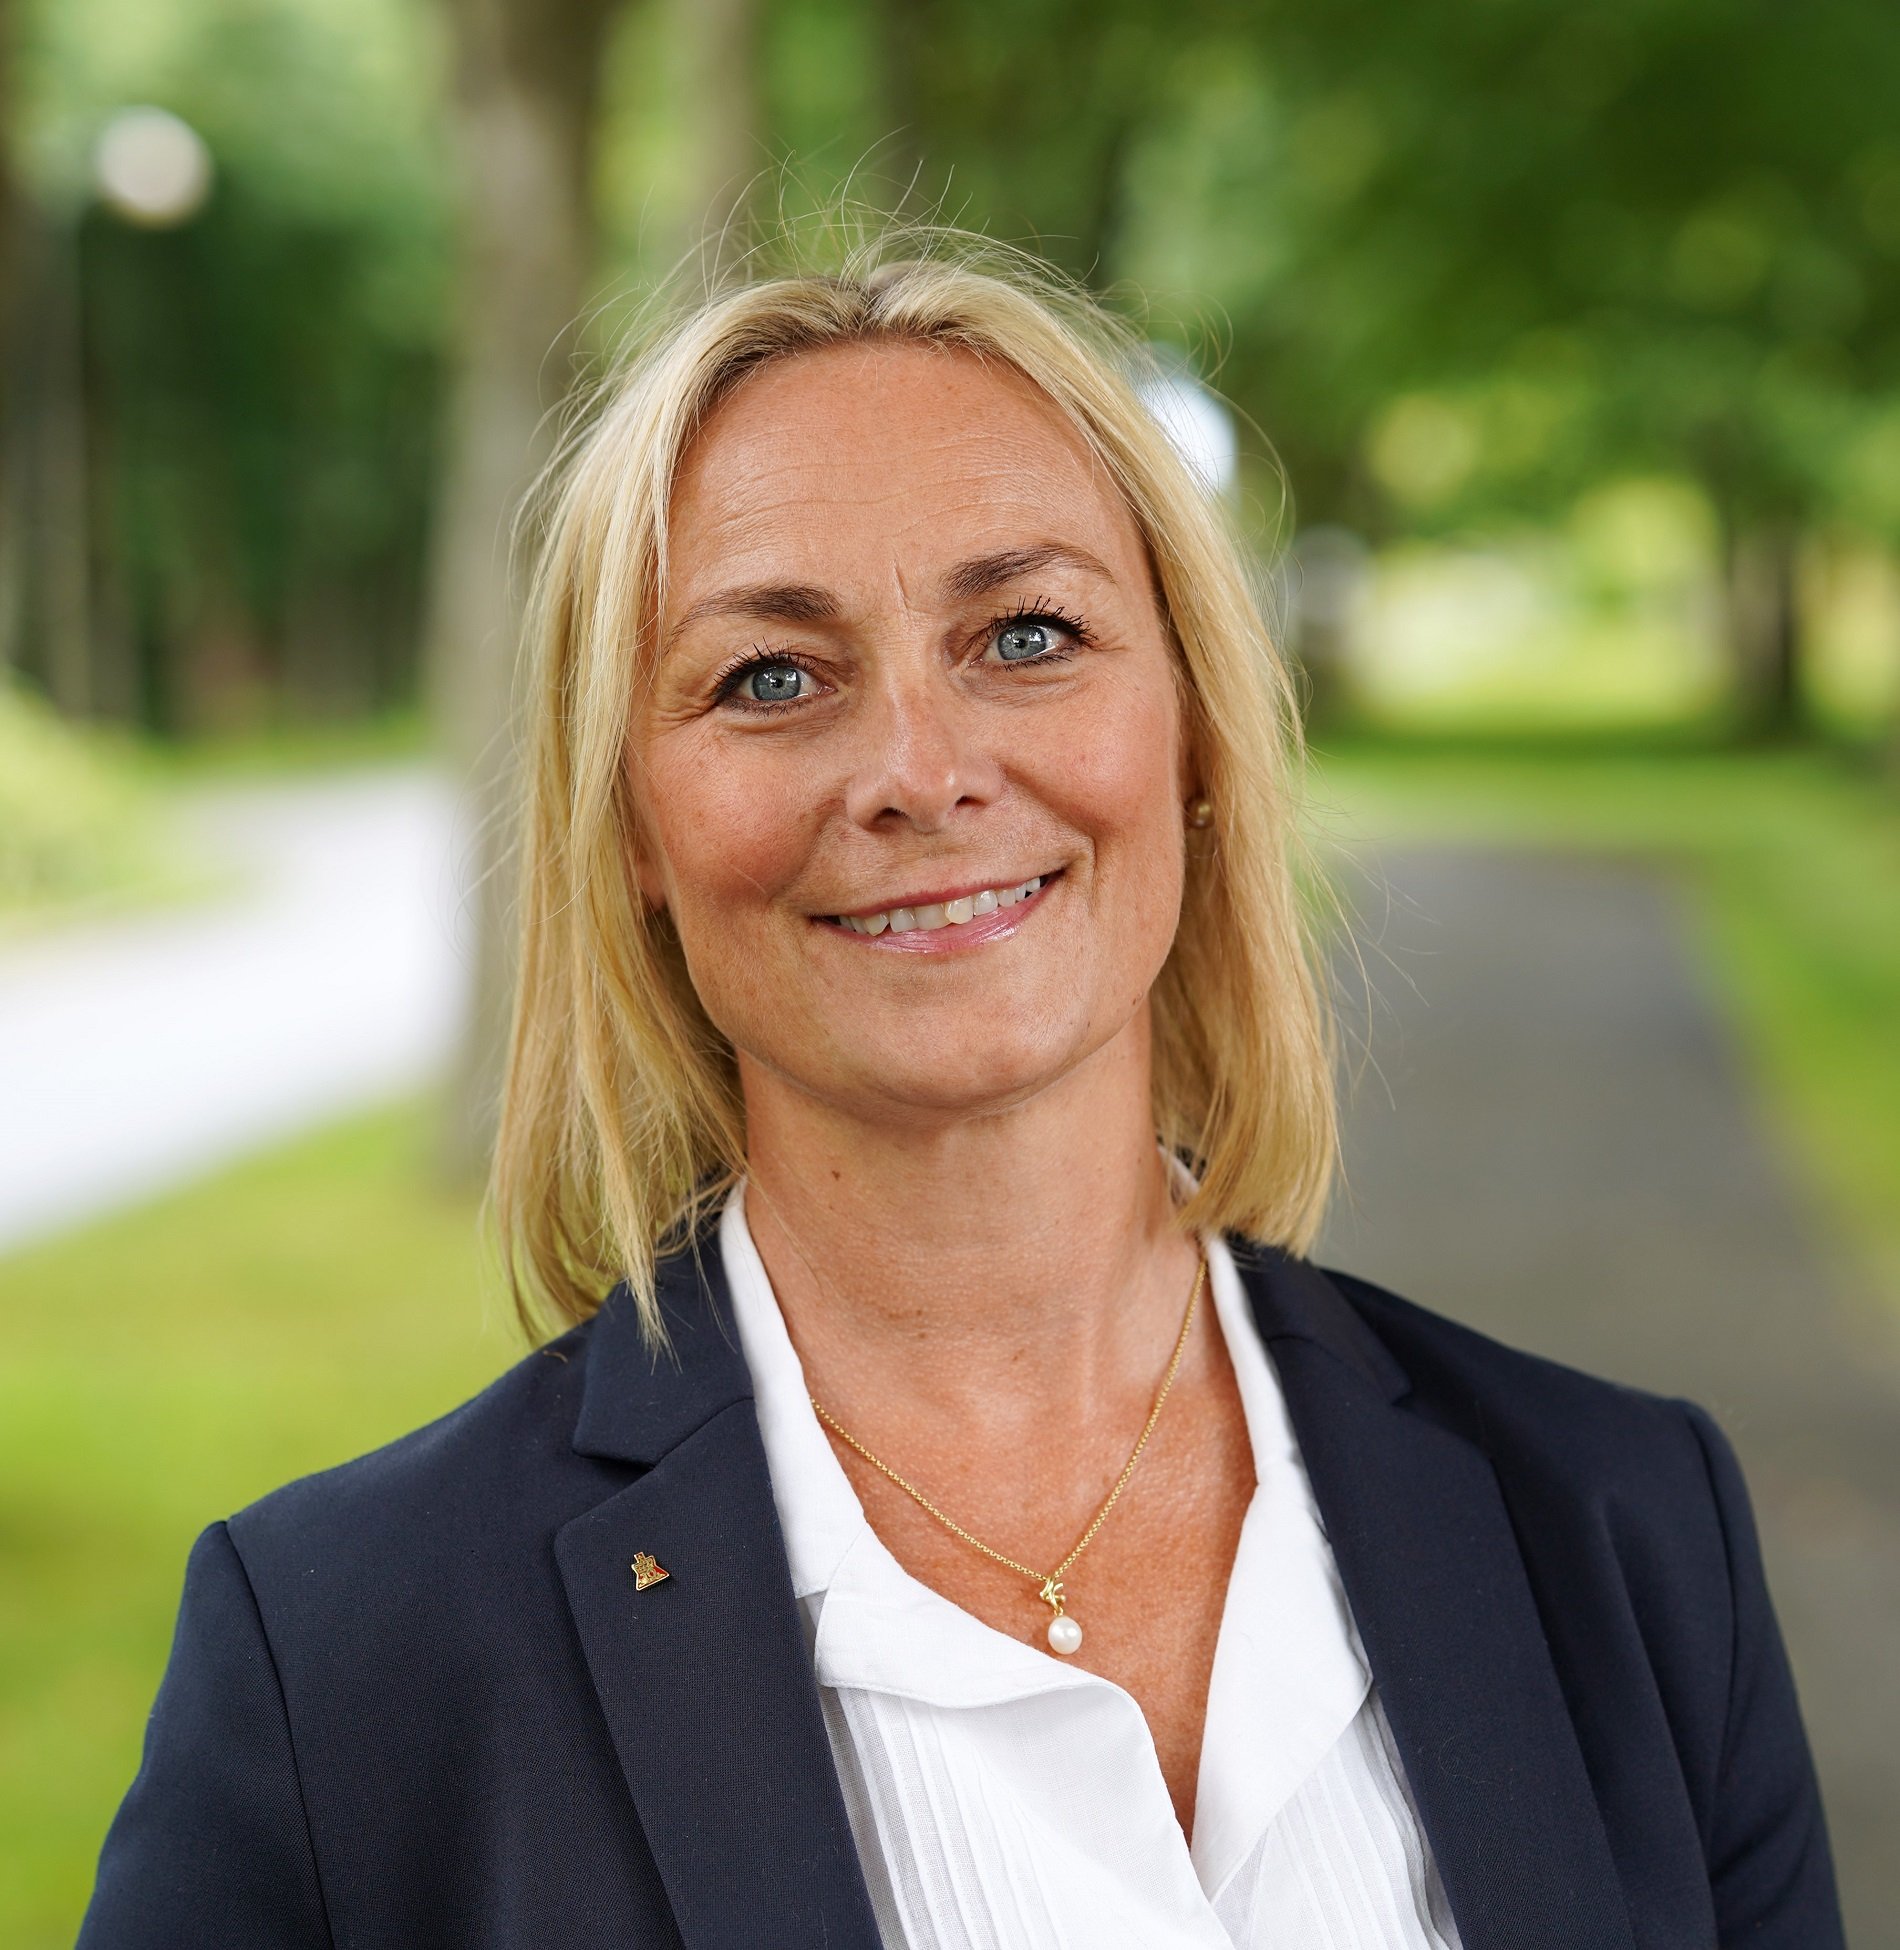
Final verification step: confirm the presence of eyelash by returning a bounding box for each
[710,599,1095,714]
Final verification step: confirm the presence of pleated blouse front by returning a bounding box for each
[718,1186,1465,1950]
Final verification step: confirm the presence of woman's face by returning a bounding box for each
[633,340,1192,1128]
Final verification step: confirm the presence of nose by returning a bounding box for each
[841,670,1005,833]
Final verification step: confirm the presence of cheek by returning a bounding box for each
[643,741,805,917]
[640,753,816,1048]
[1050,675,1186,893]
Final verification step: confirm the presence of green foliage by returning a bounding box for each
[1118,0,1900,542]
[14,0,452,730]
[12,0,1900,734]
[0,683,196,928]
[0,1104,513,1947]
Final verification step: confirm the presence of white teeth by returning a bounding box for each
[835,874,1051,938]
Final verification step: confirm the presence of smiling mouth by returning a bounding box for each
[821,870,1059,938]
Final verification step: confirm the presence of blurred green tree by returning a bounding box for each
[7,0,452,730]
[1117,0,1900,739]
[0,0,20,677]
[864,0,1182,281]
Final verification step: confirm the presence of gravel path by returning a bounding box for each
[1318,843,1900,1947]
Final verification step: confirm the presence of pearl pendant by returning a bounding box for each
[1047,1614,1084,1656]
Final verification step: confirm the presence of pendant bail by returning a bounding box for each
[1038,1575,1065,1617]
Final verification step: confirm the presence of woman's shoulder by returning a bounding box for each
[1302,1253,1758,1582]
[1322,1257,1689,1411]
[212,1253,748,1621]
[1241,1239,1740,1528]
[217,1309,623,1619]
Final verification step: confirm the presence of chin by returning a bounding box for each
[826,1014,1104,1123]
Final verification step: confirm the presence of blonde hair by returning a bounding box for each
[492,223,1341,1346]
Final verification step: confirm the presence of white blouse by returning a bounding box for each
[719,1185,1465,1950]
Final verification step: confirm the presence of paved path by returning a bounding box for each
[0,769,469,1254]
[1316,843,1900,1948]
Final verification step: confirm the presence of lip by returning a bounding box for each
[822,869,1061,924]
[815,872,1060,953]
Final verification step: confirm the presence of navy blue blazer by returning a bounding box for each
[79,1234,1843,1949]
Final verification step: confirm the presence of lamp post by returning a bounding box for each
[92,107,213,229]
[28,107,210,719]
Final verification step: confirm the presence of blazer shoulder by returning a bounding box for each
[1313,1259,1715,1496]
[222,1312,620,1589]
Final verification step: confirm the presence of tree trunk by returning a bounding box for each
[873,0,928,196]
[0,0,19,678]
[675,0,761,266]
[1074,111,1135,282]
[1,194,96,715]
[426,0,623,1182]
[1724,519,1806,743]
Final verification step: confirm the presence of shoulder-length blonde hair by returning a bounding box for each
[492,223,1340,1347]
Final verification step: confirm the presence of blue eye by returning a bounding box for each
[994,619,1063,662]
[736,660,810,704]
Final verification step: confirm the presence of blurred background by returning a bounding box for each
[2,0,1899,1941]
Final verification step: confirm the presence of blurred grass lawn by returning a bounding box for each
[3,730,1899,1946]
[0,1107,513,1949]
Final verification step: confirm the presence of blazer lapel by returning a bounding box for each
[555,1241,881,1950]
[1233,1242,1637,1950]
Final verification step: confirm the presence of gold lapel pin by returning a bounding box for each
[630,1551,671,1591]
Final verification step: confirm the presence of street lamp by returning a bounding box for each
[92,107,214,230]
[19,107,214,718]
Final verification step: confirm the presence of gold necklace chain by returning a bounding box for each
[809,1250,1206,1656]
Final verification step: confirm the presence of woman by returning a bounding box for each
[80,236,1842,1949]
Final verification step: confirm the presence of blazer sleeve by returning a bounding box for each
[77,1520,333,1949]
[1679,1401,1845,1949]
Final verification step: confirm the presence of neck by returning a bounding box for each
[738,1015,1199,1434]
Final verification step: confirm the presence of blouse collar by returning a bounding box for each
[717,1179,1371,1900]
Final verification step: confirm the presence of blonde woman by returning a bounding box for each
[82,236,1840,1949]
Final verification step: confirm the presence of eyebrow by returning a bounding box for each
[663,580,842,651]
[938,543,1118,602]
[663,542,1118,652]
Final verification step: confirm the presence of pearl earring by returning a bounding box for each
[1186,796,1214,830]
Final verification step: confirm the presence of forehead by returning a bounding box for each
[664,341,1149,595]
